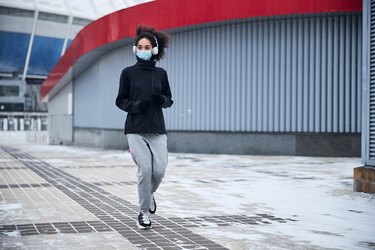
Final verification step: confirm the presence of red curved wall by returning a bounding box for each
[40,0,362,100]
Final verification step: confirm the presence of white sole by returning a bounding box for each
[137,221,152,230]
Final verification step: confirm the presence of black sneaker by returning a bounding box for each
[149,194,157,214]
[137,212,152,229]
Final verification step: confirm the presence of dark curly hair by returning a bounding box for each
[134,26,170,61]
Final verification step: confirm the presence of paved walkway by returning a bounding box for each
[0,138,374,249]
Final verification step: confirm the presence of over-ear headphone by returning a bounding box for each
[133,34,159,55]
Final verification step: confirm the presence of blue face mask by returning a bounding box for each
[136,50,152,61]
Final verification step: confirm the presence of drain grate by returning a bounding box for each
[1,146,297,249]
[0,220,111,236]
[1,146,229,250]
[168,214,291,228]
[0,183,51,189]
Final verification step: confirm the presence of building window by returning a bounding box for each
[0,86,19,97]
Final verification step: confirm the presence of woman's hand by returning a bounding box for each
[138,100,150,112]
[152,94,165,105]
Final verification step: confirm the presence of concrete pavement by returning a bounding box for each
[0,137,374,249]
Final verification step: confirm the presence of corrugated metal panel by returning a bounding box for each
[367,0,375,163]
[160,14,362,133]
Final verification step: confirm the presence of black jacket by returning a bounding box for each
[116,58,173,134]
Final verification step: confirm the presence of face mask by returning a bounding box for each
[136,50,152,61]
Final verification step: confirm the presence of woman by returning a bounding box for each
[116,26,173,229]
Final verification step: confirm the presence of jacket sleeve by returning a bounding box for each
[160,70,174,109]
[115,70,144,114]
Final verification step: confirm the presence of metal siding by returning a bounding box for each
[160,14,360,133]
[251,22,258,131]
[333,17,339,133]
[315,17,322,132]
[358,15,363,134]
[352,15,359,132]
[339,16,345,133]
[321,17,327,133]
[368,0,375,162]
[267,21,275,131]
[309,17,316,132]
[345,16,351,133]
[362,0,369,165]
[290,18,297,132]
[242,24,248,131]
[225,25,232,130]
[280,21,287,132]
[235,24,242,131]
[262,21,268,132]
[274,21,281,132]
[327,17,333,133]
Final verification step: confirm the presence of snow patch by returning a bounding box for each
[2,231,20,237]
[0,203,22,210]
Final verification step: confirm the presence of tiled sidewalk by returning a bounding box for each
[0,141,374,249]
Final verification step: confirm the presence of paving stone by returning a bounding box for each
[1,144,373,250]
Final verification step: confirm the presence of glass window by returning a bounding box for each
[0,85,19,97]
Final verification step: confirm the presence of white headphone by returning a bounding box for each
[133,34,159,55]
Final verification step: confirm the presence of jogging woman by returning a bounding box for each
[116,26,173,229]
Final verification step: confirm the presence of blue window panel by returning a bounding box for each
[27,35,64,76]
[0,31,30,74]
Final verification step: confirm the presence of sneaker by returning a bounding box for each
[149,194,157,214]
[137,212,152,229]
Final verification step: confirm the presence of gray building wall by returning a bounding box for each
[72,48,131,149]
[73,47,131,130]
[71,13,362,155]
[49,81,73,144]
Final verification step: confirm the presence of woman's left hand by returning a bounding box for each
[152,94,165,105]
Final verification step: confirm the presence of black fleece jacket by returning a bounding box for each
[116,58,173,134]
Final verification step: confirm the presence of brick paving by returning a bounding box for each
[0,141,374,250]
[1,146,230,249]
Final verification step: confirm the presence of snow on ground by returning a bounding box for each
[159,154,375,250]
[0,133,374,249]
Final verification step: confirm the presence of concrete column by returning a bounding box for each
[20,118,24,131]
[3,118,7,131]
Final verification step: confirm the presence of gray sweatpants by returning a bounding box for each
[127,133,168,214]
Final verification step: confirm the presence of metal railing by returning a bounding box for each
[0,112,48,131]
